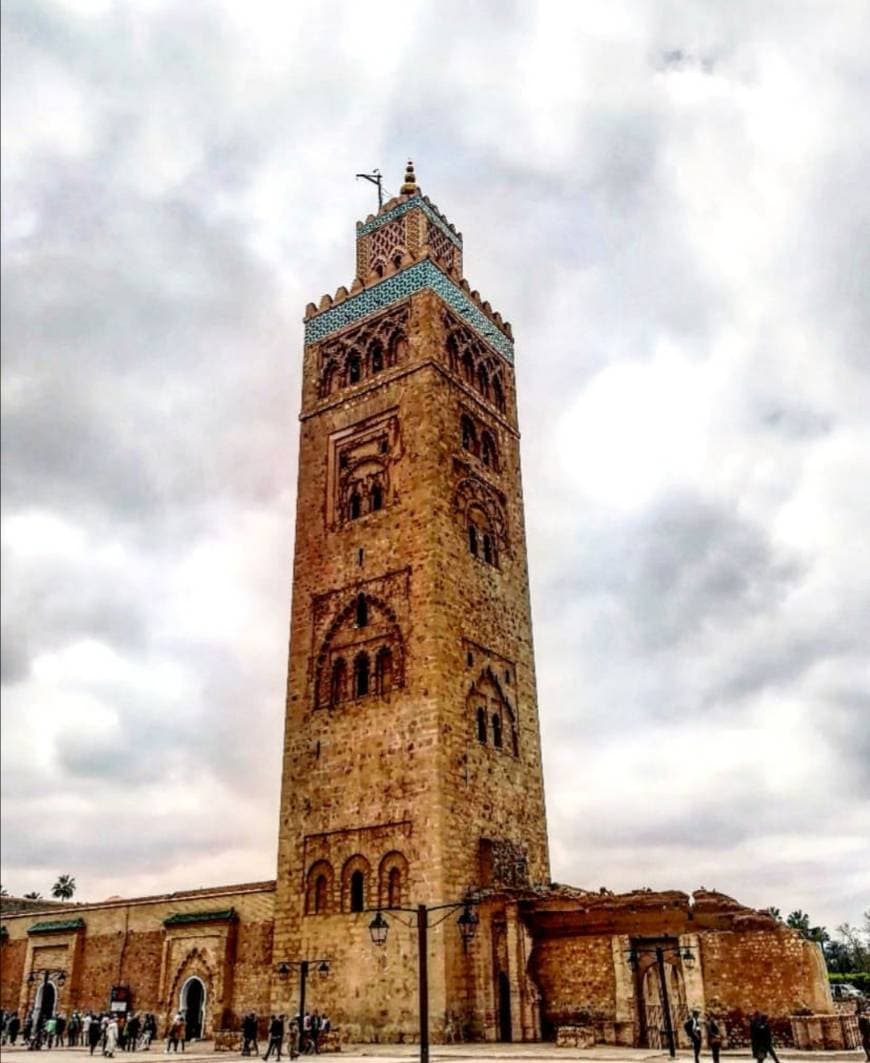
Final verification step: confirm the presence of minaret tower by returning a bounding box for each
[271,163,549,1040]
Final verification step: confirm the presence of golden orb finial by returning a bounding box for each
[400,159,418,195]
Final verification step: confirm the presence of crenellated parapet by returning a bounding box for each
[304,162,513,362]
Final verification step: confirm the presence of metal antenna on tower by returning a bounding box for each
[355,169,384,209]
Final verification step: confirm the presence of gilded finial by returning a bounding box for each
[400,159,417,195]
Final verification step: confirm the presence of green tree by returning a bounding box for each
[764,906,782,920]
[51,874,76,901]
[787,910,828,944]
[23,891,42,900]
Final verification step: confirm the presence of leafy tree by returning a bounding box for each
[51,875,76,901]
[23,891,42,900]
[764,906,782,920]
[787,910,828,944]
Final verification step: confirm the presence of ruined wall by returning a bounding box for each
[700,929,833,1044]
[531,935,617,1030]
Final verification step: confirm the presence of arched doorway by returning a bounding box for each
[35,981,56,1024]
[497,971,512,1042]
[180,976,206,1040]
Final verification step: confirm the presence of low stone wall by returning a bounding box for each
[555,1025,595,1048]
[790,1013,860,1050]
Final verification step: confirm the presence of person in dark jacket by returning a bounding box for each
[706,1013,723,1063]
[749,1012,780,1063]
[684,1009,702,1063]
[88,1016,102,1056]
[241,1013,259,1057]
[262,1015,284,1061]
[857,1007,870,1063]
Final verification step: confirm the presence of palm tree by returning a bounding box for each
[23,891,42,900]
[764,906,782,921]
[51,874,76,901]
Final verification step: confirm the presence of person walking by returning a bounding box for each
[45,1014,58,1049]
[684,1009,702,1063]
[8,1012,21,1046]
[706,1013,723,1063]
[104,1018,119,1059]
[88,1016,102,1056]
[749,1012,780,1063]
[858,1007,870,1063]
[242,1013,259,1057]
[262,1014,284,1060]
[166,1017,180,1054]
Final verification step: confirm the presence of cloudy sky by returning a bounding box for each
[2,0,868,932]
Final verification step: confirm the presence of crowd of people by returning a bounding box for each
[240,1011,331,1058]
[0,1010,160,1053]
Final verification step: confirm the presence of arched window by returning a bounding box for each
[375,647,393,695]
[349,492,362,520]
[468,524,478,557]
[356,593,368,628]
[314,874,328,913]
[331,658,347,705]
[387,867,402,908]
[483,533,494,565]
[350,870,365,912]
[446,335,459,373]
[392,253,403,270]
[477,706,487,743]
[461,415,477,452]
[492,714,503,748]
[477,365,490,399]
[354,653,370,697]
[493,376,505,412]
[372,261,385,279]
[462,351,475,384]
[348,353,361,385]
[306,861,334,914]
[370,342,384,374]
[481,432,497,469]
[388,331,407,366]
[371,483,383,512]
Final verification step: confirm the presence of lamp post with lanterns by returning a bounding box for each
[368,897,479,1063]
[26,969,67,1050]
[274,958,329,1053]
[626,940,698,1059]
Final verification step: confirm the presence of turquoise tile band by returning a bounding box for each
[304,260,514,364]
[356,194,463,250]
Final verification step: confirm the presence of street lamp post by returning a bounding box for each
[275,959,329,1054]
[368,897,479,1063]
[627,941,698,1059]
[26,969,67,1051]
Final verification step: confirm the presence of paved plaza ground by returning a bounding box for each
[0,1044,864,1063]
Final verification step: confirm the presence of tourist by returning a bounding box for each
[684,1008,702,1063]
[858,1006,870,1063]
[242,1012,259,1056]
[166,1017,180,1053]
[311,1012,321,1054]
[177,1014,187,1052]
[7,1012,21,1045]
[302,1012,312,1053]
[706,1013,723,1063]
[104,1017,119,1059]
[125,1013,140,1052]
[56,1012,67,1047]
[45,1013,58,1049]
[144,1013,157,1049]
[88,1015,102,1055]
[263,1014,284,1060]
[749,1012,780,1063]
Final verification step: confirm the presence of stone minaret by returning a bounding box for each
[271,163,549,1039]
